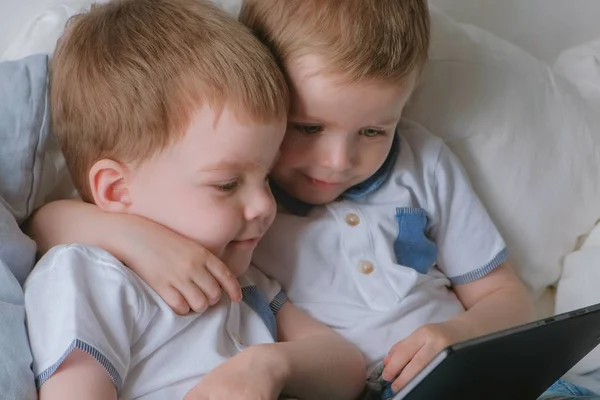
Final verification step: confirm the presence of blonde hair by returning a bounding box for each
[240,0,430,83]
[51,0,288,202]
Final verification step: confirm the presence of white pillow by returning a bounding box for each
[405,7,600,302]
[554,37,600,104]
[0,0,242,61]
[553,39,600,374]
[0,1,98,61]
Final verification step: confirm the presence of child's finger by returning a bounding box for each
[382,339,421,381]
[206,256,242,302]
[161,285,192,315]
[191,270,223,305]
[391,344,437,393]
[179,280,209,313]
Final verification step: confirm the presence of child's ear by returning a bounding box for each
[89,159,132,213]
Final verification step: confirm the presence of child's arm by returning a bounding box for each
[382,262,534,392]
[185,302,366,400]
[380,142,536,393]
[25,246,144,400]
[273,302,367,399]
[39,350,116,400]
[26,200,242,314]
[449,261,535,335]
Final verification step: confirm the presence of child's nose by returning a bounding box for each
[320,139,353,172]
[245,185,276,222]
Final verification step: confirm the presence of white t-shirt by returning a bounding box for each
[24,244,286,399]
[253,119,507,371]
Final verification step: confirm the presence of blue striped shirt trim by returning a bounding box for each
[448,248,509,285]
[270,291,287,315]
[242,286,287,340]
[395,206,428,215]
[36,339,122,391]
[343,133,400,200]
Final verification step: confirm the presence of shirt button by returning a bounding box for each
[359,261,374,275]
[345,213,360,226]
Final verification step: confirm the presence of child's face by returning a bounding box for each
[126,106,285,277]
[271,54,417,205]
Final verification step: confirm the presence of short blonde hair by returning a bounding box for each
[51,0,288,202]
[240,0,430,83]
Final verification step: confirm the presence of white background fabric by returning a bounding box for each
[429,0,600,65]
[4,0,600,64]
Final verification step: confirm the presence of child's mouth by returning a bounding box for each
[306,175,343,190]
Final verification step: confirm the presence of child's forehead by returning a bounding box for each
[286,58,414,126]
[286,54,417,95]
[170,105,285,170]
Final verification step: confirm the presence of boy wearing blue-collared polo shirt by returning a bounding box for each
[28,0,600,399]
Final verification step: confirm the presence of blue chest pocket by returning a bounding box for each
[394,208,438,274]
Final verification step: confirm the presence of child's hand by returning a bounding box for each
[183,346,286,400]
[27,200,243,315]
[382,320,477,393]
[122,219,242,315]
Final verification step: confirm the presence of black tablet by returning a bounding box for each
[393,303,600,400]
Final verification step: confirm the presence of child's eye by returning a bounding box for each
[360,128,385,138]
[294,124,323,135]
[215,180,239,192]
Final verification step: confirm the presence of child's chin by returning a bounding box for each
[298,190,342,206]
[223,252,253,278]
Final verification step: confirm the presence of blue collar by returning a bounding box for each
[271,133,400,216]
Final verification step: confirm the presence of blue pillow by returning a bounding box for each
[0,54,51,223]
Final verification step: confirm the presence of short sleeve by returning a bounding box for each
[243,265,287,315]
[24,245,147,392]
[429,145,508,285]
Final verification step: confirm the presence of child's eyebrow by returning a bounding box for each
[375,117,400,126]
[198,160,260,172]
